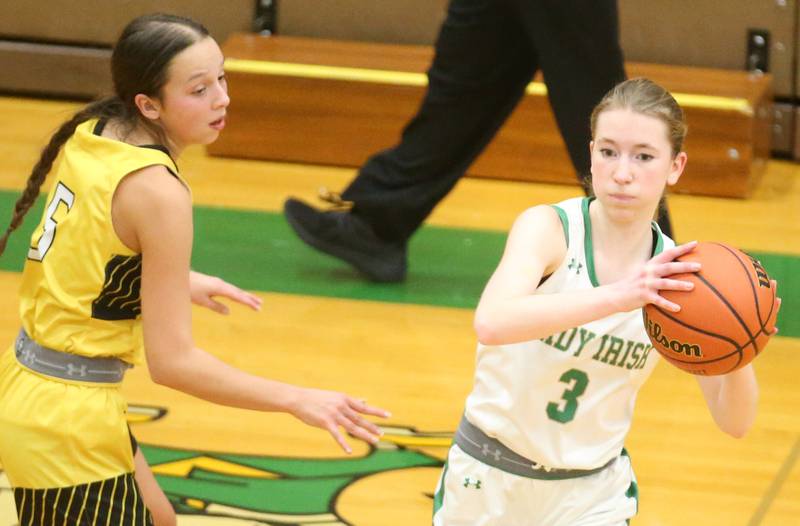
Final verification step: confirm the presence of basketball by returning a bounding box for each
[643,242,778,376]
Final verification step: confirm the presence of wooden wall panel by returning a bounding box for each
[209,35,772,198]
[0,0,254,98]
[0,0,254,46]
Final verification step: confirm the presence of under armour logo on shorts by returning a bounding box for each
[66,363,88,377]
[463,477,482,489]
[19,348,36,366]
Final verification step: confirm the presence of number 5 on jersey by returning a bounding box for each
[28,182,75,261]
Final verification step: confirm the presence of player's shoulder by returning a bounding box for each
[120,164,187,197]
[504,204,568,269]
[512,198,584,245]
[513,204,563,232]
[115,164,191,219]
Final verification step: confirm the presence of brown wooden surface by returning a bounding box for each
[275,0,797,98]
[209,35,772,198]
[0,1,254,99]
[0,41,112,98]
[223,35,772,105]
[0,1,254,46]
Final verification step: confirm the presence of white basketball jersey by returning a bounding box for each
[465,197,674,470]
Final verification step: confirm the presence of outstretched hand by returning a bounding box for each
[189,271,262,314]
[610,240,701,313]
[289,387,391,454]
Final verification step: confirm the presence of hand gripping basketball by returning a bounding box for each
[643,242,779,376]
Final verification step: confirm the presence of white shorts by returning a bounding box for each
[432,444,637,526]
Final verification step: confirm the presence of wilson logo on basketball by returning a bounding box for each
[747,255,770,288]
[644,315,702,358]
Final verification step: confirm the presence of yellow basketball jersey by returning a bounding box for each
[18,119,184,365]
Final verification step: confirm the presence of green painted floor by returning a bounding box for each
[1,192,797,337]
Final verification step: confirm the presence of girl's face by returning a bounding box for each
[590,108,686,222]
[145,36,229,154]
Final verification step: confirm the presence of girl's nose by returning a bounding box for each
[613,158,633,184]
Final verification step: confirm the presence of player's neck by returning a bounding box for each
[589,204,654,283]
[102,118,172,152]
[591,201,653,249]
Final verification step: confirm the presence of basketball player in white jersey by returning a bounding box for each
[432,78,777,525]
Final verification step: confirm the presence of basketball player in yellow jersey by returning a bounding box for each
[0,14,388,526]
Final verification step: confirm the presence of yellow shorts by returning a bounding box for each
[0,347,135,489]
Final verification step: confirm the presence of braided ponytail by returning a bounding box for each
[0,97,128,257]
[0,13,209,258]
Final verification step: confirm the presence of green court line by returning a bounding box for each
[0,192,797,337]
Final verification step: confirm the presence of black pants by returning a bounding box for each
[341,0,673,241]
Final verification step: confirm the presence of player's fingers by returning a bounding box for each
[348,397,391,419]
[653,240,697,263]
[247,294,263,310]
[658,261,701,277]
[650,294,681,313]
[770,297,782,335]
[219,284,262,310]
[231,289,262,310]
[326,422,352,454]
[342,406,382,437]
[655,278,694,292]
[349,423,381,445]
[337,413,380,445]
[207,299,230,315]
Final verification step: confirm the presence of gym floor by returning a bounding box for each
[0,96,797,525]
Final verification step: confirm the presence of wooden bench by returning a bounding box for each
[208,34,773,198]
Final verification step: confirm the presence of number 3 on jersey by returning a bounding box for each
[546,369,589,424]
[28,182,75,261]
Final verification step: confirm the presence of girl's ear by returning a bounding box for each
[666,151,688,186]
[134,94,161,121]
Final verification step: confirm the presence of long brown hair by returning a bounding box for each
[591,77,687,157]
[0,13,209,256]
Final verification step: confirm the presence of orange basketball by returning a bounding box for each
[642,242,778,376]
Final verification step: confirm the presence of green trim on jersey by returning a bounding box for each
[432,458,448,519]
[621,448,639,516]
[582,197,667,287]
[652,223,665,256]
[582,198,600,287]
[551,205,570,247]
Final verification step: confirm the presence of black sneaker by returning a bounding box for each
[283,198,407,282]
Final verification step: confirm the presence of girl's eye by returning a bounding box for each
[637,153,654,161]
[193,85,207,95]
[600,148,616,158]
[218,74,227,83]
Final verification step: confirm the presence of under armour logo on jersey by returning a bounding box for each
[568,258,583,274]
[481,443,502,461]
[463,477,482,489]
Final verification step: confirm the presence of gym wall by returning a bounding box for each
[1,0,795,156]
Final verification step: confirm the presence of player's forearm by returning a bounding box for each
[474,286,626,345]
[698,365,758,438]
[148,346,301,414]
